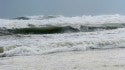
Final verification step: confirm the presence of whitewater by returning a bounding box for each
[0,14,125,70]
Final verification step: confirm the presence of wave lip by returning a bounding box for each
[1,23,125,35]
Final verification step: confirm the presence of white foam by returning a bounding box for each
[1,14,125,56]
[0,14,125,29]
[0,28,125,56]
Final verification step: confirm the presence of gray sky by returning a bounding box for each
[0,0,125,18]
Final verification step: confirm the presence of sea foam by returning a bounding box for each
[0,14,125,57]
[0,28,125,57]
[0,14,125,29]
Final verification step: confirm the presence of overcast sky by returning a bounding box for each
[0,0,125,18]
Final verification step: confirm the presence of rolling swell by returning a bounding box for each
[0,24,125,35]
[7,26,79,34]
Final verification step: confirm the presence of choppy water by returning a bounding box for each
[0,14,125,57]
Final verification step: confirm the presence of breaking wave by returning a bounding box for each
[0,14,125,28]
[0,28,125,57]
[0,14,125,35]
[1,24,125,35]
[0,14,125,57]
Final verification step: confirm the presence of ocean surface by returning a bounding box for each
[0,14,125,57]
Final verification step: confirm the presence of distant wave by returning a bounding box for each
[13,17,30,20]
[12,15,62,20]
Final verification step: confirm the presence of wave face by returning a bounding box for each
[2,25,124,35]
[0,14,125,57]
[0,14,125,35]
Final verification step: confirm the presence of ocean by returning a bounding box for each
[0,14,125,70]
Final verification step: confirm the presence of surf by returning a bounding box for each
[0,14,125,57]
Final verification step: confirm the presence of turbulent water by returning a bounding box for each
[0,14,125,57]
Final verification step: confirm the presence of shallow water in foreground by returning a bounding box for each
[0,48,125,70]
